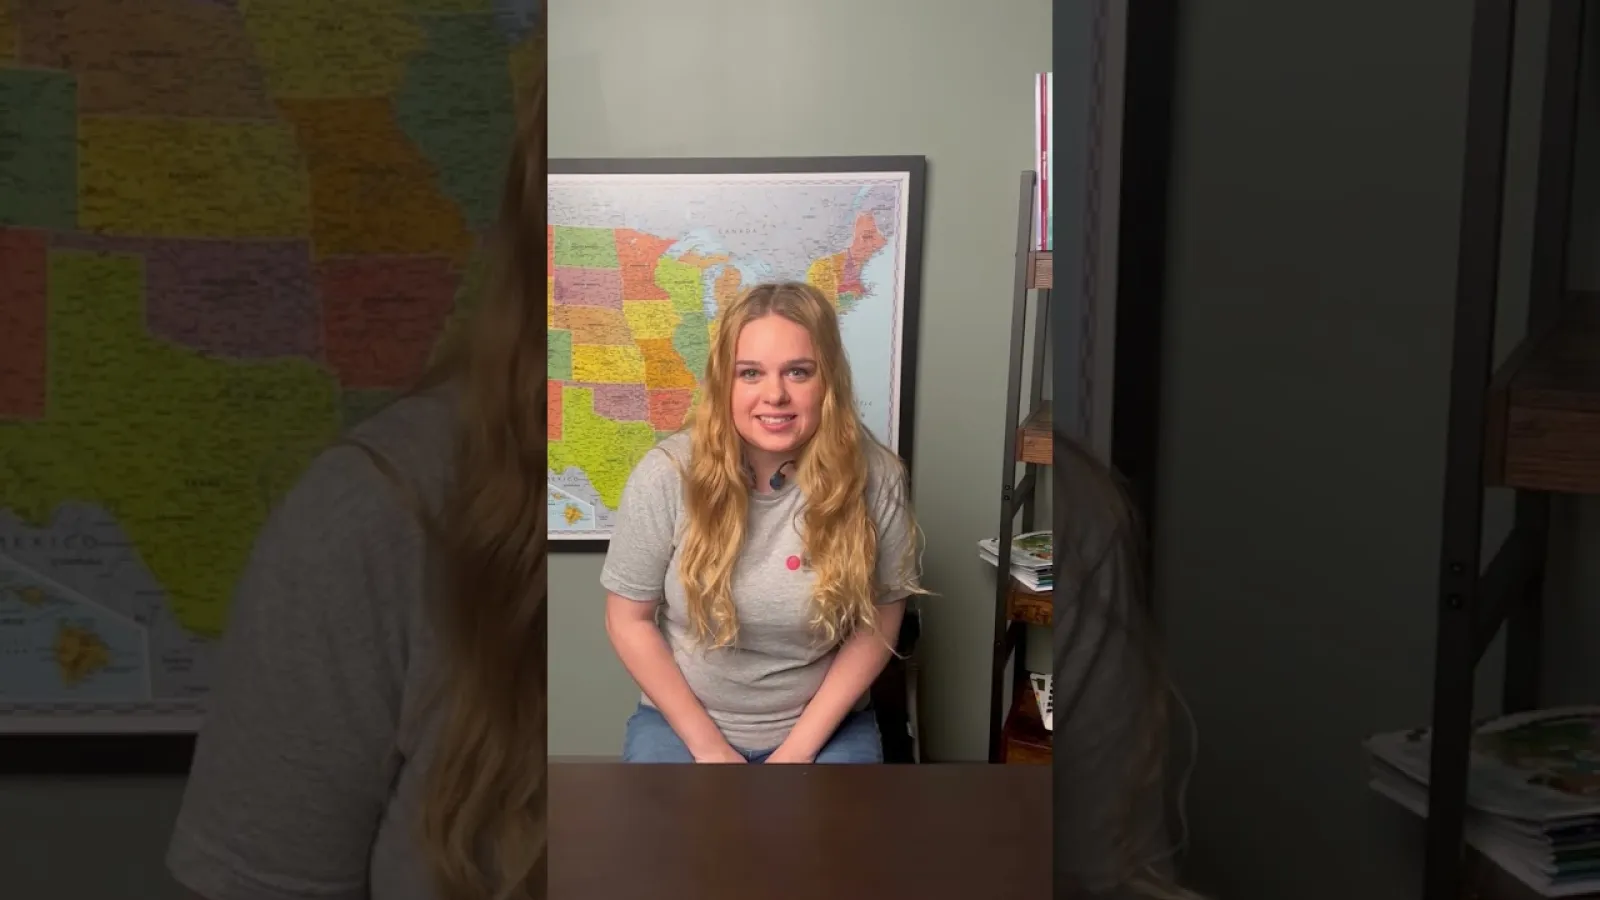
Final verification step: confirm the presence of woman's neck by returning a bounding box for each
[744,448,793,494]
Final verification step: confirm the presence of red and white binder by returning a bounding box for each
[1034,72,1053,252]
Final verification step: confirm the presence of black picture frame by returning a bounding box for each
[2,732,195,775]
[548,155,928,553]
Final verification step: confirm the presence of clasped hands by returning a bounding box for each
[694,743,814,764]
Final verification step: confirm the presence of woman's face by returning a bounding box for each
[730,314,822,462]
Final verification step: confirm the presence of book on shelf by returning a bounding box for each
[1364,707,1600,897]
[979,530,1053,591]
[1034,72,1053,252]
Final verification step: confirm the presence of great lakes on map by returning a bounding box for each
[0,0,538,729]
[547,172,914,539]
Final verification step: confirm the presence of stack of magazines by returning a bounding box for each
[978,530,1053,592]
[1365,707,1600,897]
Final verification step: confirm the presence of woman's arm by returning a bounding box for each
[767,599,906,763]
[168,447,409,900]
[604,592,744,763]
[601,447,739,761]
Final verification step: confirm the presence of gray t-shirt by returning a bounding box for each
[168,389,457,900]
[600,432,918,751]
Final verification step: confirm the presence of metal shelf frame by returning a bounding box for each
[1423,1,1587,897]
[988,171,1053,763]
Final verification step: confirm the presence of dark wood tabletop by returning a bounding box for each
[550,762,1050,899]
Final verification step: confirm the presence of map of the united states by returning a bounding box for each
[547,174,912,539]
[0,0,538,724]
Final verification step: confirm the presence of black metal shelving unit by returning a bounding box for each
[987,171,1055,764]
[1423,1,1589,897]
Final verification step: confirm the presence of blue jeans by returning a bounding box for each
[621,702,883,763]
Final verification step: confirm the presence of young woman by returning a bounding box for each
[166,29,548,900]
[602,280,924,764]
[1053,430,1201,900]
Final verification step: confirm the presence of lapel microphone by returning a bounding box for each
[769,460,797,490]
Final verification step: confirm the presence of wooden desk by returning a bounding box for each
[551,763,1050,899]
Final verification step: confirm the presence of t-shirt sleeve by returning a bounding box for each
[167,447,413,900]
[869,455,921,605]
[600,446,682,602]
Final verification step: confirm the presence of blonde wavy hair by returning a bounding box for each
[1054,432,1204,900]
[350,25,548,900]
[676,281,923,649]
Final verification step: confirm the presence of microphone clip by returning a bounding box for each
[769,460,797,490]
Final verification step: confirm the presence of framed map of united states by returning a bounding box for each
[547,157,926,547]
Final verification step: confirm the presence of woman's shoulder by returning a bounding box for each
[267,387,457,554]
[863,440,910,497]
[629,431,692,487]
[343,385,457,499]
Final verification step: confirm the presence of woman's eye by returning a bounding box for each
[739,369,760,379]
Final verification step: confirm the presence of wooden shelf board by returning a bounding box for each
[1000,678,1051,765]
[1489,294,1600,494]
[1029,251,1053,290]
[1016,402,1053,465]
[1006,580,1052,626]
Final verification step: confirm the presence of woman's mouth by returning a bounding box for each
[756,414,796,432]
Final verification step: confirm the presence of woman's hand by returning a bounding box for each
[772,600,906,764]
[694,743,748,764]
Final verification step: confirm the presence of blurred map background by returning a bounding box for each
[0,0,540,729]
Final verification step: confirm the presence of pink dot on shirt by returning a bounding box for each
[786,555,801,571]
